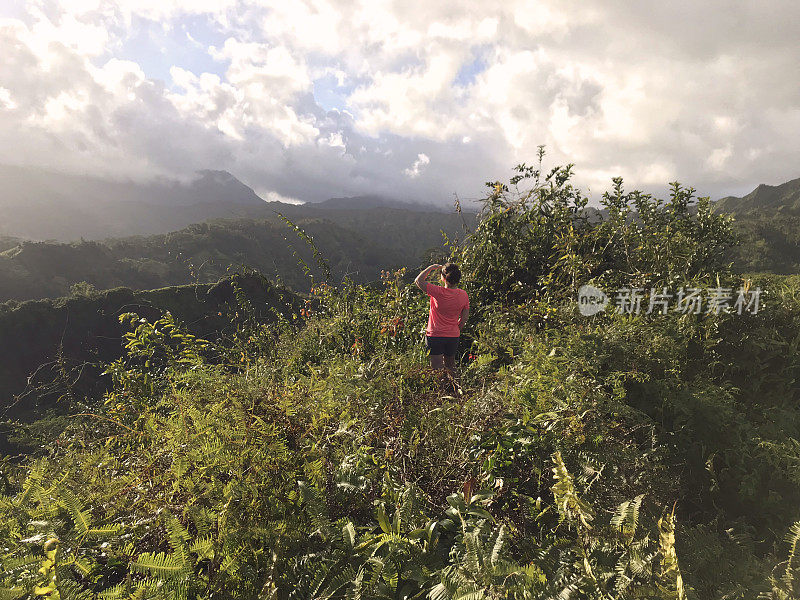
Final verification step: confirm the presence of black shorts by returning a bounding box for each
[426,336,459,357]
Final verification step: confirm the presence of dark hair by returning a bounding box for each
[442,262,461,285]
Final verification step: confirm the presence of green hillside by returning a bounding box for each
[2,163,799,598]
[0,208,472,302]
[716,177,800,214]
[0,273,300,432]
[715,177,800,273]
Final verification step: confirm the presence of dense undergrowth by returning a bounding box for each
[3,157,800,599]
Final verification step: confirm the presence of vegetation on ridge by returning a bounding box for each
[0,208,473,302]
[2,157,800,598]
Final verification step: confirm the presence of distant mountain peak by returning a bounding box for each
[195,170,238,184]
[0,163,267,241]
[184,170,265,206]
[715,176,800,215]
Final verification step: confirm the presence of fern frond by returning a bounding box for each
[97,583,127,599]
[0,554,40,578]
[463,530,484,574]
[64,555,94,577]
[56,578,96,600]
[86,525,122,537]
[131,552,189,578]
[784,520,800,589]
[657,508,686,600]
[431,566,482,600]
[189,537,214,561]
[165,514,191,551]
[15,466,44,507]
[362,557,385,588]
[313,564,356,599]
[611,494,645,545]
[489,525,505,568]
[0,588,26,600]
[298,481,331,537]
[378,557,399,591]
[551,452,594,529]
[60,489,92,536]
[342,522,356,549]
[453,591,485,600]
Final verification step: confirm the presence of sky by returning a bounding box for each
[0,0,798,206]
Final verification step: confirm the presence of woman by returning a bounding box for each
[414,263,470,375]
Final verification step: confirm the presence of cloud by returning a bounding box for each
[0,0,798,206]
[404,153,430,178]
[0,87,17,109]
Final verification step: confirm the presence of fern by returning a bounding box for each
[131,552,190,578]
[96,583,128,599]
[298,481,332,539]
[60,489,92,537]
[188,536,214,561]
[0,588,26,600]
[784,521,800,591]
[551,452,594,529]
[656,508,686,600]
[611,494,645,546]
[488,525,505,568]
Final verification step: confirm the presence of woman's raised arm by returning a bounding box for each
[415,264,441,291]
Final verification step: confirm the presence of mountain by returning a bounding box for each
[0,165,467,242]
[715,177,800,214]
[0,165,270,241]
[0,165,476,301]
[712,177,800,273]
[159,169,266,206]
[0,207,474,301]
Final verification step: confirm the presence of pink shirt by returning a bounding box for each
[425,284,469,337]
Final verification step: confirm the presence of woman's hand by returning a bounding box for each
[415,264,442,291]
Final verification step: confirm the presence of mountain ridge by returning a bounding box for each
[0,164,454,241]
[715,176,800,214]
[0,164,271,240]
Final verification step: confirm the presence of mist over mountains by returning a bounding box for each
[0,165,442,242]
[0,165,269,240]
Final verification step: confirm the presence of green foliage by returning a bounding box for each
[453,151,735,307]
[101,311,211,414]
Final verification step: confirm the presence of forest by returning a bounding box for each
[0,207,472,302]
[1,159,800,599]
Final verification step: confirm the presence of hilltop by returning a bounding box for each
[0,165,274,240]
[713,177,800,273]
[0,272,300,432]
[716,177,800,214]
